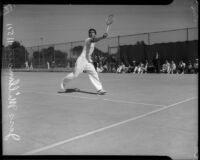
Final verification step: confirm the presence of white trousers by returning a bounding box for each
[62,57,103,91]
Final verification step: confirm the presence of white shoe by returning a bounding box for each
[61,82,65,90]
[97,89,107,95]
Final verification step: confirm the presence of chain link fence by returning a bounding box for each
[2,27,198,71]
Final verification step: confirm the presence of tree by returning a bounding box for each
[32,46,67,68]
[54,50,67,67]
[70,46,83,59]
[4,41,29,68]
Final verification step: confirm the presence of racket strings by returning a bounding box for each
[106,15,114,25]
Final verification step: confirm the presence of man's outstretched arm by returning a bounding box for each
[91,33,108,43]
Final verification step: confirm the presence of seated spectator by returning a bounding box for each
[161,60,170,73]
[133,64,139,74]
[96,62,103,73]
[124,65,129,73]
[116,64,121,73]
[127,65,134,73]
[102,57,108,66]
[130,61,136,73]
[161,63,166,73]
[134,62,144,74]
[147,60,155,73]
[109,62,116,73]
[186,61,194,74]
[112,67,117,73]
[170,60,176,74]
[194,59,198,74]
[102,63,108,73]
[177,60,186,74]
[139,63,145,74]
[143,60,149,73]
[117,62,126,73]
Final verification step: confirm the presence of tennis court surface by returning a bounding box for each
[2,71,198,159]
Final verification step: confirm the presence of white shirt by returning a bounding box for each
[80,38,95,62]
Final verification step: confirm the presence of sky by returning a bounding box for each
[3,0,198,47]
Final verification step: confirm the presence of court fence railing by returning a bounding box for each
[2,27,198,72]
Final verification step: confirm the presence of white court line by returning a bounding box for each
[22,97,196,155]
[104,98,165,107]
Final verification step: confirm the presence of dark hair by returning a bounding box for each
[88,28,97,35]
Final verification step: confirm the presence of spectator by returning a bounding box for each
[127,65,134,73]
[177,60,186,74]
[30,62,33,70]
[111,66,117,73]
[194,59,198,74]
[147,60,155,73]
[102,63,108,73]
[161,63,166,73]
[117,62,126,73]
[133,62,144,74]
[186,61,194,74]
[130,61,136,72]
[170,60,176,74]
[124,65,129,73]
[139,62,145,74]
[96,62,103,73]
[47,61,50,70]
[166,60,171,74]
[161,60,170,74]
[153,52,160,73]
[143,60,149,74]
[109,62,115,73]
[25,61,29,70]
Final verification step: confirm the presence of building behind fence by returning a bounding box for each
[2,27,198,71]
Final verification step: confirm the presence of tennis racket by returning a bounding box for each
[105,14,114,33]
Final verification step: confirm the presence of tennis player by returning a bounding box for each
[61,28,108,95]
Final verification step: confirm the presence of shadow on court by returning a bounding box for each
[58,88,97,95]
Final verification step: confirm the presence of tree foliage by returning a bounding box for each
[32,46,68,67]
[4,41,29,68]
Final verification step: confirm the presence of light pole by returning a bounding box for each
[38,45,40,68]
[54,47,55,63]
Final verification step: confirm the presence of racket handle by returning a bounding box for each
[106,25,109,33]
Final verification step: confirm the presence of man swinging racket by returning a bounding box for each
[61,15,114,95]
[61,29,108,95]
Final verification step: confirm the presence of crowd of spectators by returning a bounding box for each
[94,57,198,74]
[89,52,198,74]
[159,59,198,74]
